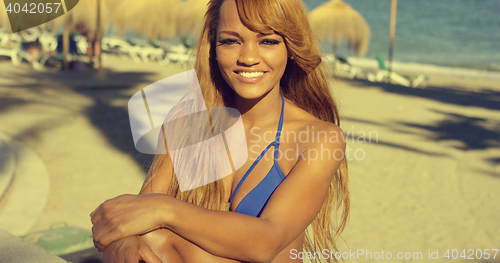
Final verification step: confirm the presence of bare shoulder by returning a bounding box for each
[283,99,345,150]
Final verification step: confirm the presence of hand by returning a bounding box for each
[91,194,171,251]
[103,236,162,263]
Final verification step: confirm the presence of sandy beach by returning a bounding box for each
[0,54,499,262]
[334,73,500,262]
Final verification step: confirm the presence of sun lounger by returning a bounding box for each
[38,33,58,52]
[322,54,365,79]
[0,46,21,65]
[103,37,168,64]
[0,33,22,66]
[102,37,140,62]
[19,28,41,43]
[0,31,10,46]
[368,55,426,88]
[165,51,191,65]
[26,34,89,70]
[0,32,52,69]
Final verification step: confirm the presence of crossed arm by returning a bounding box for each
[91,124,346,262]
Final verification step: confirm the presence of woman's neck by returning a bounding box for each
[233,88,283,128]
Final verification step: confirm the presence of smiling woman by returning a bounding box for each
[90,0,349,262]
[216,8,288,99]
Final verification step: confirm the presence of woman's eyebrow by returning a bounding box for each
[219,31,240,37]
[258,31,274,37]
[219,30,276,38]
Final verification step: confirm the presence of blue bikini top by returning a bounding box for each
[230,95,285,217]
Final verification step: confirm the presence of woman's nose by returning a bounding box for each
[237,43,261,66]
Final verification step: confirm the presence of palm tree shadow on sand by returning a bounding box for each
[75,86,155,174]
[342,117,450,157]
[345,78,500,111]
[398,110,500,151]
[341,78,500,167]
[5,67,161,175]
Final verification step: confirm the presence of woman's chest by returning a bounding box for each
[224,138,303,208]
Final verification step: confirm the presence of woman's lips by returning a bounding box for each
[233,71,267,84]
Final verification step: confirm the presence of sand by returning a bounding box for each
[0,54,499,262]
[333,75,500,262]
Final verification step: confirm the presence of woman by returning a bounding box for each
[91,0,349,262]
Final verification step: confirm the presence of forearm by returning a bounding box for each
[161,196,285,262]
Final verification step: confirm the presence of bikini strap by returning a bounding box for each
[273,95,285,162]
[229,95,285,208]
[229,141,276,208]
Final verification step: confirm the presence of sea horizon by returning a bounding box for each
[306,0,500,72]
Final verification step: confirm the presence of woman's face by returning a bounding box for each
[215,0,288,100]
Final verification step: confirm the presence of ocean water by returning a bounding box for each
[304,0,500,71]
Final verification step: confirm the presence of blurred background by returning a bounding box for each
[309,0,500,70]
[0,0,499,262]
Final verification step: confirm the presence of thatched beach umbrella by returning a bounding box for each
[309,0,370,57]
[112,0,181,41]
[0,0,9,29]
[176,0,208,39]
[53,0,109,34]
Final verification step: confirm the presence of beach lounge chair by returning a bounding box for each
[0,33,22,66]
[159,43,194,66]
[38,32,58,52]
[26,33,89,70]
[102,37,136,60]
[103,37,168,64]
[0,46,21,66]
[368,55,426,88]
[335,56,362,79]
[0,30,61,70]
[322,54,365,79]
[165,46,192,65]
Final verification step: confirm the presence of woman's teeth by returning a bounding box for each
[238,71,264,78]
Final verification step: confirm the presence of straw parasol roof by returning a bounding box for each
[52,0,109,34]
[309,0,370,57]
[0,0,9,29]
[176,0,209,39]
[112,0,181,41]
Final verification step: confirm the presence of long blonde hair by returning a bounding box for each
[147,0,349,261]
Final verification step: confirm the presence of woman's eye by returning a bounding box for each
[260,39,282,46]
[218,39,240,45]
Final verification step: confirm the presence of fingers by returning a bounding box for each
[90,202,103,225]
[140,245,163,263]
[91,208,116,239]
[91,216,105,239]
[91,194,131,224]
[102,236,162,263]
[91,196,128,250]
[92,219,109,251]
[91,194,158,252]
[105,243,140,263]
[102,241,128,263]
[92,217,115,251]
[93,214,133,251]
[96,229,123,252]
[124,248,140,263]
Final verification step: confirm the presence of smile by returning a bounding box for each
[237,71,265,78]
